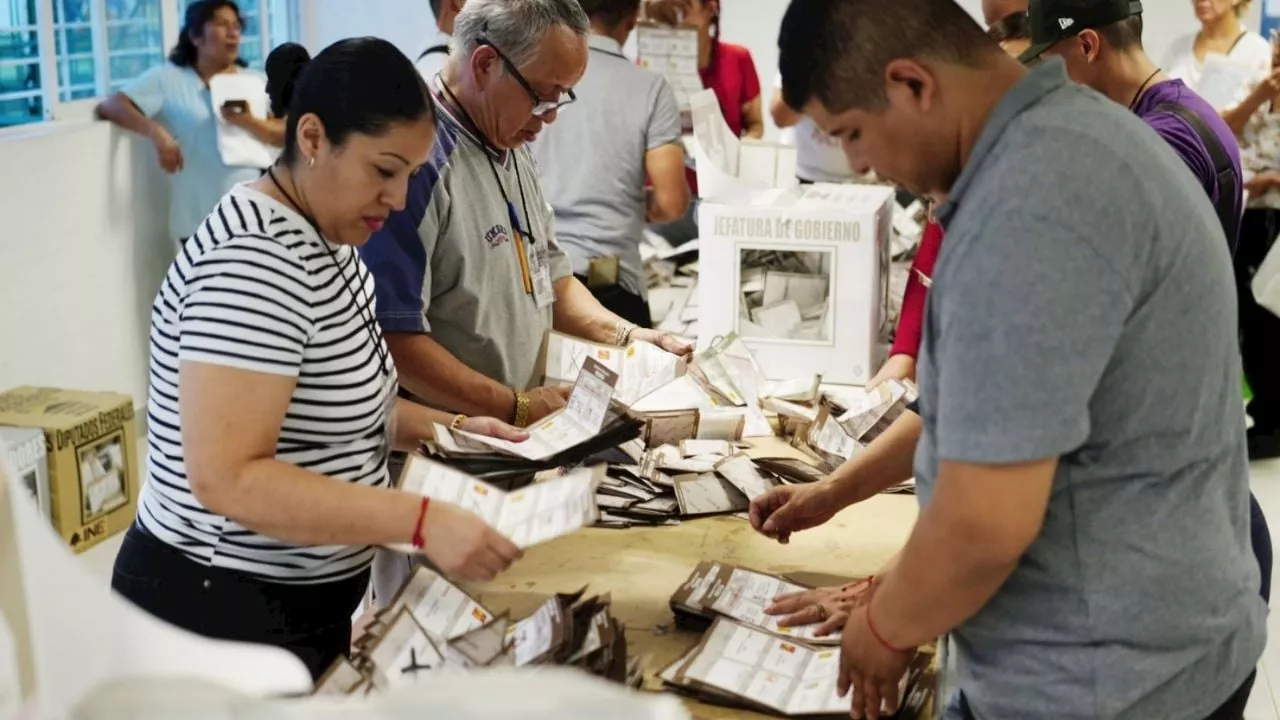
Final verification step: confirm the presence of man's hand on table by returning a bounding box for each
[838,604,916,720]
[749,482,843,543]
[629,327,693,356]
[763,577,875,637]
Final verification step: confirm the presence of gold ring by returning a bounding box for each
[814,604,827,621]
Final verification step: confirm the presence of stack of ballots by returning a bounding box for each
[316,567,644,695]
[659,562,935,718]
[594,440,837,528]
[541,331,822,449]
[426,354,645,487]
[792,380,919,492]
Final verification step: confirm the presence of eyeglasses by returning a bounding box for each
[478,37,577,118]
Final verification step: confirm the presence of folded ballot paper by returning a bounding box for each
[391,454,601,552]
[592,442,837,528]
[327,567,645,697]
[542,331,689,406]
[669,562,847,644]
[429,357,643,481]
[795,381,918,479]
[659,617,931,719]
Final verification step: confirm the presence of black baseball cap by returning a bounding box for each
[1018,0,1143,64]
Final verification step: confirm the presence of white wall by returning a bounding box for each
[0,124,171,408]
[300,0,437,59]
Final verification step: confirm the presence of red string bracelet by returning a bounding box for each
[411,497,430,550]
[865,601,908,653]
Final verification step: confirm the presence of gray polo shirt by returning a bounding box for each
[528,34,683,297]
[918,59,1264,720]
[360,79,574,394]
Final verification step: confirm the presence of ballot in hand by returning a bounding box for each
[523,385,572,425]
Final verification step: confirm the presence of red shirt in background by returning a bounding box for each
[890,220,944,359]
[689,40,761,195]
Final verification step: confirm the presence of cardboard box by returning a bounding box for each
[0,426,50,523]
[690,89,799,201]
[0,387,138,553]
[697,184,895,385]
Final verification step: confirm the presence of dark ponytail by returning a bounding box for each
[265,42,311,118]
[169,0,248,68]
[280,37,434,166]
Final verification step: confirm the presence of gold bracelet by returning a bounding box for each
[450,414,468,430]
[513,391,532,428]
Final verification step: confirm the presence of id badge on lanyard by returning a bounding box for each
[530,238,553,308]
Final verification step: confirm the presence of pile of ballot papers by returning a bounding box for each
[641,232,701,341]
[594,439,848,528]
[660,562,935,719]
[315,567,644,695]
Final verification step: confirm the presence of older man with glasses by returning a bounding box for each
[361,0,691,606]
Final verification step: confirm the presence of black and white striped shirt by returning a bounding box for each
[137,184,397,584]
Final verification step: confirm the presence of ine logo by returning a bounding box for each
[1058,17,1075,29]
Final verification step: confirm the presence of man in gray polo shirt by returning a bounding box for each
[361,0,689,431]
[529,0,690,328]
[762,1,1265,718]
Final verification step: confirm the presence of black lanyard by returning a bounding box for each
[589,45,626,60]
[435,77,537,244]
[265,168,392,380]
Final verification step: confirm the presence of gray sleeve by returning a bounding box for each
[933,213,1134,465]
[646,77,684,151]
[543,199,575,282]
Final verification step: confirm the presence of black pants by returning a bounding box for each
[575,274,653,328]
[1251,492,1273,603]
[1239,209,1280,433]
[111,524,369,681]
[957,672,1255,720]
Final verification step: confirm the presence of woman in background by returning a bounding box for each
[1224,35,1280,461]
[95,0,282,248]
[1164,0,1269,100]
[110,37,526,680]
[649,0,763,245]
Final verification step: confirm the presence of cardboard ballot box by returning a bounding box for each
[697,184,896,386]
[690,89,799,200]
[0,387,138,553]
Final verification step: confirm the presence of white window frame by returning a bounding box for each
[1,0,299,128]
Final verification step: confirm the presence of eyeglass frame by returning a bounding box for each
[476,36,577,118]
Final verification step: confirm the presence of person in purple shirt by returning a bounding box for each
[1016,0,1271,606]
[1021,0,1242,254]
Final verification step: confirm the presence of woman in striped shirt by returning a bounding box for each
[111,37,526,679]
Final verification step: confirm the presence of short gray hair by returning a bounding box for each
[453,0,590,68]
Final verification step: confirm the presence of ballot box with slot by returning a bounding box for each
[697,184,895,386]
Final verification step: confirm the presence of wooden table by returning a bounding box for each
[470,439,921,719]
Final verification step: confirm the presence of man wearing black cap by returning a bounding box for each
[1021,0,1245,256]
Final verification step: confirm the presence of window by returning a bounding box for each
[0,0,44,127]
[0,0,298,129]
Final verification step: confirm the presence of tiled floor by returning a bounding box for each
[1247,457,1280,720]
[77,457,1280,717]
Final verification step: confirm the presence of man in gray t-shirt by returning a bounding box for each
[530,0,689,328]
[760,1,1266,719]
